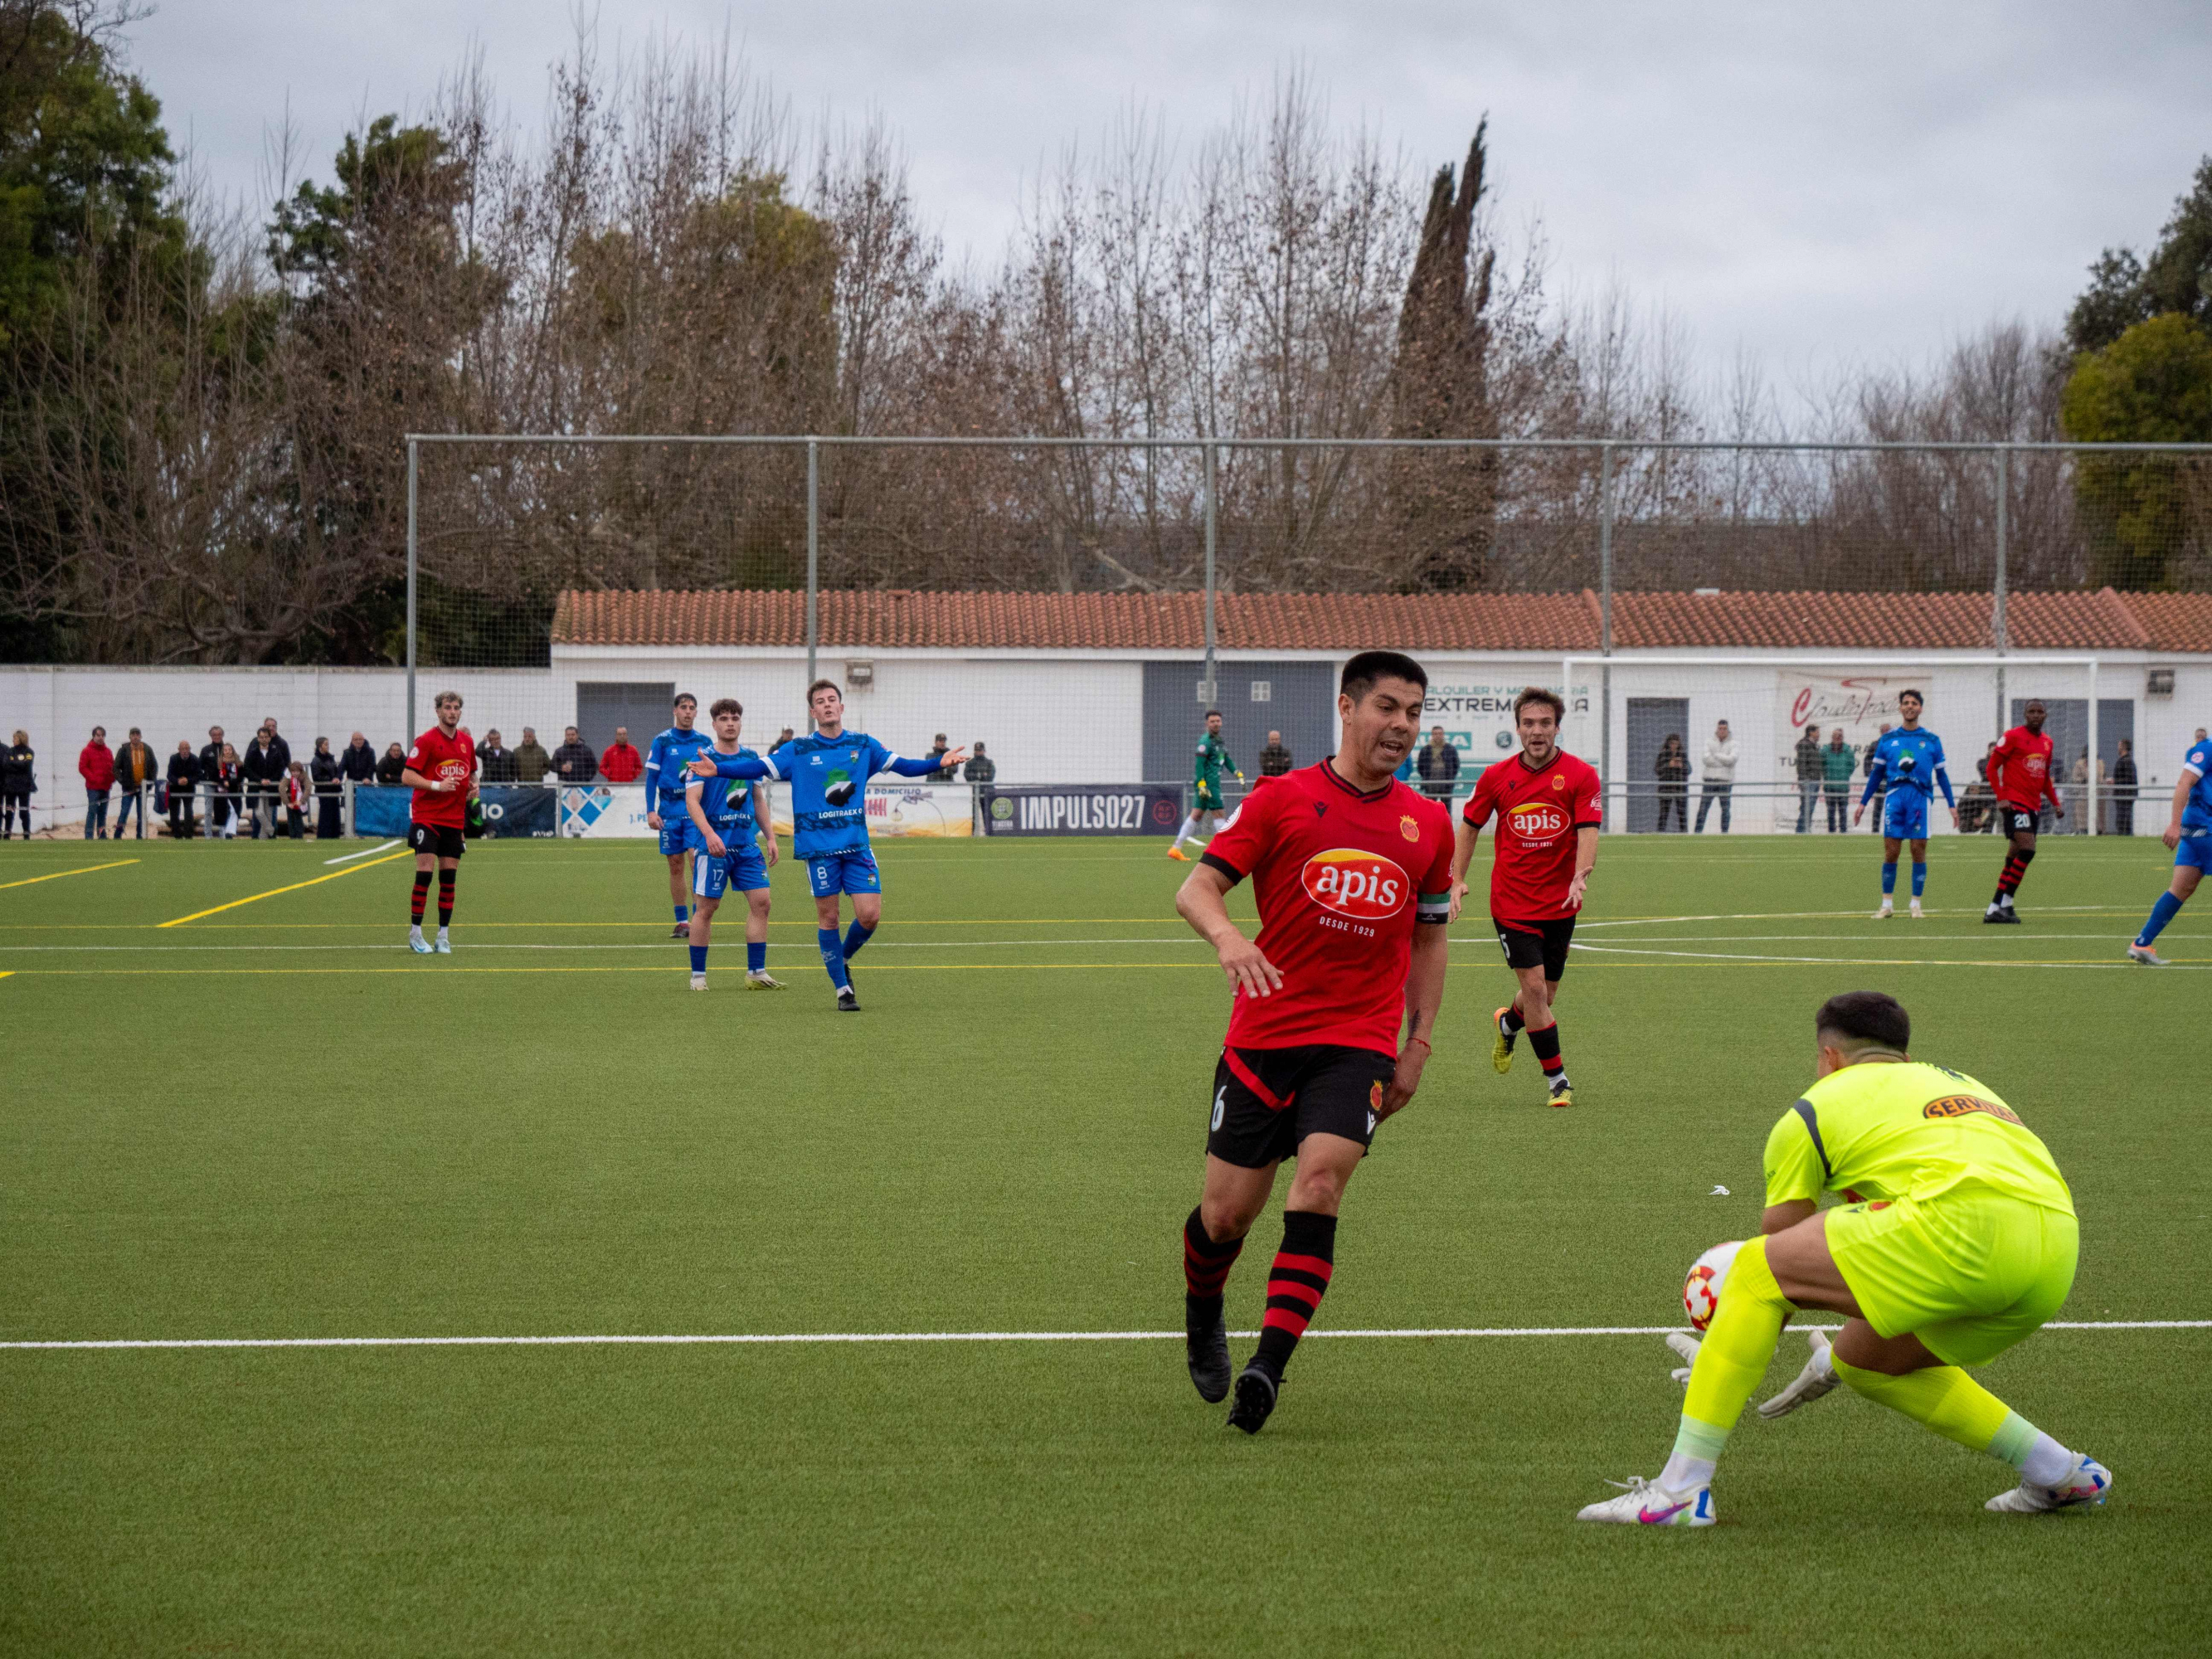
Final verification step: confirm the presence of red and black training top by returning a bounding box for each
[1199,761,1454,1058]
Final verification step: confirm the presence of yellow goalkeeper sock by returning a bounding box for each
[1663,1236,1791,1487]
[1832,1355,2020,1456]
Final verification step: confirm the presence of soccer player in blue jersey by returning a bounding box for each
[694,679,961,1010]
[2125,732,2210,966]
[682,698,783,991]
[644,694,712,940]
[1853,690,1957,918]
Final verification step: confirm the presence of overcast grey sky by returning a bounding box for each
[135,0,2210,395]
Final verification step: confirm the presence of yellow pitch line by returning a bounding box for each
[5,961,1226,977]
[0,859,139,891]
[157,851,414,928]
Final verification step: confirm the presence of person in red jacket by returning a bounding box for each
[600,727,644,783]
[1984,698,2064,923]
[77,726,115,839]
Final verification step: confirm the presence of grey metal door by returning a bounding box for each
[1626,698,1689,833]
[2016,698,2132,834]
[1142,661,1335,793]
[576,682,677,760]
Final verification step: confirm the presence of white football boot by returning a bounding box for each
[1874,898,1894,919]
[1577,1476,1715,1528]
[2126,944,2169,967]
[1986,1456,2112,1514]
[1909,898,1924,919]
[690,973,709,990]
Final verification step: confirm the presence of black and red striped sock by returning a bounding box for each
[410,870,431,924]
[1500,1004,1526,1035]
[437,868,456,928]
[1528,1021,1564,1078]
[1183,1207,1243,1314]
[1996,844,2035,898]
[1252,1209,1336,1379]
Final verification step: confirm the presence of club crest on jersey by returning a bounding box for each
[1923,1093,2022,1125]
[1399,815,1419,842]
[1300,848,1408,919]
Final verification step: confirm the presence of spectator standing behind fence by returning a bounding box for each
[78,726,114,839]
[1257,731,1292,776]
[926,733,957,783]
[243,727,284,838]
[199,728,229,836]
[1793,724,1824,833]
[284,762,310,839]
[963,742,994,785]
[1824,728,1855,832]
[6,731,36,838]
[167,742,199,839]
[554,727,598,784]
[2114,739,2138,835]
[376,742,406,786]
[1654,734,1689,832]
[311,738,343,838]
[339,732,377,787]
[601,727,644,783]
[113,727,156,839]
[214,744,243,838]
[512,728,550,783]
[1415,725,1460,802]
[477,730,518,784]
[1694,720,1738,833]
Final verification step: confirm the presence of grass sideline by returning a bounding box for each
[2,830,2208,1655]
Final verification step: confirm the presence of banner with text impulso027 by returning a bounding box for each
[980,785,1184,836]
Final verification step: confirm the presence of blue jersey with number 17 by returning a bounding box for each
[686,747,761,844]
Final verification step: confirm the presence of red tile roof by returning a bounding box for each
[552,586,2212,654]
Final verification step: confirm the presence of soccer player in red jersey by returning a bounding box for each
[400,690,479,955]
[1983,698,2064,924]
[1171,650,1454,1434]
[1451,687,1601,1107]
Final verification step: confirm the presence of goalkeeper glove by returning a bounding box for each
[1666,1331,1700,1387]
[1756,1329,1839,1418]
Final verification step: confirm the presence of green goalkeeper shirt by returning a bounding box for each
[1194,732,1237,791]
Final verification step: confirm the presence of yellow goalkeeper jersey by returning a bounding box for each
[1762,1058,2073,1216]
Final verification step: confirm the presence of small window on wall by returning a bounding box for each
[1251,682,1272,703]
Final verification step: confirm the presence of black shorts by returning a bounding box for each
[1494,913,1575,981]
[1997,805,2041,839]
[1206,1044,1395,1169]
[408,822,466,859]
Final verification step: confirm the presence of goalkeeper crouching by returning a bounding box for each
[1580,990,2109,1528]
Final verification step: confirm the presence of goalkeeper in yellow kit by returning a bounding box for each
[1579,990,2110,1527]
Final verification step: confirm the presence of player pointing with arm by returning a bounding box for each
[1854,689,1957,918]
[2125,732,2211,966]
[1450,687,1600,1107]
[1171,650,1452,1434]
[1579,990,2107,1528]
[693,679,959,1010]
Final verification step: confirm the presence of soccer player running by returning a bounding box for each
[681,698,781,991]
[1578,990,2107,1528]
[1168,710,1243,861]
[1173,651,1452,1434]
[693,679,957,1010]
[1852,689,1957,918]
[1450,688,1600,1108]
[644,693,712,940]
[400,691,478,956]
[2125,730,2210,966]
[1983,698,2064,924]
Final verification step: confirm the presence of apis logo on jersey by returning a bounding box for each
[1301,848,1408,919]
[1507,800,1567,839]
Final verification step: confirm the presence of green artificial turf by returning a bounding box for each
[2,830,2208,1654]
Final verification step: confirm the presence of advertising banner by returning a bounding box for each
[352,786,412,838]
[1774,672,1903,775]
[1424,673,1594,797]
[981,784,1184,836]
[764,784,973,839]
[559,784,654,838]
[479,785,556,838]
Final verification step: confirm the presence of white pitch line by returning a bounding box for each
[1573,943,2208,970]
[323,839,402,865]
[5,1320,2206,1351]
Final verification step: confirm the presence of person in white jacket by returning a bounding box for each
[1695,719,1738,833]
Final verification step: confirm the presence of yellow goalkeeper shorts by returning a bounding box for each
[1825,1190,2078,1368]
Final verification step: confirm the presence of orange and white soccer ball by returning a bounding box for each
[1682,1240,1744,1332]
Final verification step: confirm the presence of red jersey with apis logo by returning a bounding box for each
[1199,761,1455,1055]
[406,725,478,829]
[1462,748,1602,923]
